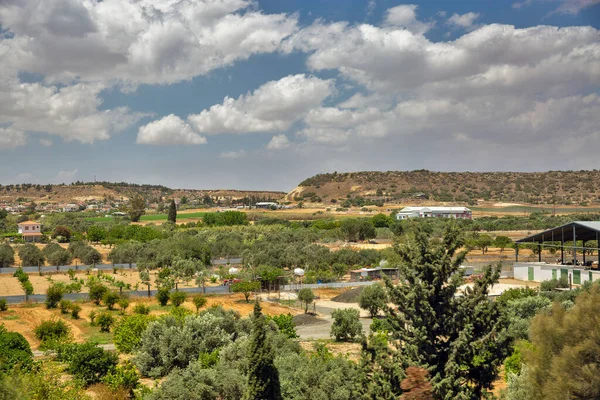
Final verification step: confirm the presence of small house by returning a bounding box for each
[18,221,43,243]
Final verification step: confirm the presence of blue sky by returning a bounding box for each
[0,0,599,191]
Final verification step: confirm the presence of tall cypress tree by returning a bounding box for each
[384,224,509,399]
[244,301,282,400]
[167,199,177,223]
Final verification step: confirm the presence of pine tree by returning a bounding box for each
[167,199,177,223]
[244,301,282,400]
[384,224,509,399]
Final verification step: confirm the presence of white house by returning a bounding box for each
[395,206,472,220]
[18,221,43,243]
[62,203,79,212]
[255,202,278,209]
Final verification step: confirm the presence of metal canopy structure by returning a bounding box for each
[515,221,600,265]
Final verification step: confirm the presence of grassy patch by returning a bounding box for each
[1,312,19,320]
[141,212,206,222]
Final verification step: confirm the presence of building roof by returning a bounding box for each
[22,232,43,236]
[400,206,471,213]
[18,221,39,225]
[516,221,600,243]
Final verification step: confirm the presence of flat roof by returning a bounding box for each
[18,221,39,225]
[516,221,600,243]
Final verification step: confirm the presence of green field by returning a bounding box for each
[140,211,207,221]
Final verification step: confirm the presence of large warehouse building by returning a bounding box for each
[395,206,472,220]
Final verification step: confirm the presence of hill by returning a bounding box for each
[286,170,600,206]
[0,182,285,205]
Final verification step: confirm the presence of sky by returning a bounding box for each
[0,0,599,191]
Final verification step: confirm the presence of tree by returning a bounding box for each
[156,288,170,306]
[330,308,362,341]
[34,319,70,347]
[297,288,315,313]
[170,291,186,307]
[118,297,130,314]
[384,225,509,399]
[18,244,44,266]
[127,194,146,222]
[192,295,207,312]
[372,213,392,228]
[114,314,155,353]
[232,281,261,303]
[97,312,115,332]
[494,235,513,252]
[88,283,108,305]
[81,247,102,265]
[45,284,64,309]
[0,243,15,268]
[65,342,118,386]
[167,199,177,224]
[53,226,72,242]
[0,325,33,374]
[103,291,120,310]
[516,283,600,399]
[87,226,107,243]
[477,234,494,254]
[358,284,388,318]
[46,247,72,268]
[244,301,282,400]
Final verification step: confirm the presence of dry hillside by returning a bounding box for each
[287,170,600,206]
[0,182,285,204]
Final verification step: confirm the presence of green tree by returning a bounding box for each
[46,247,72,268]
[0,243,15,268]
[45,284,64,309]
[87,226,107,243]
[232,281,260,303]
[358,284,388,318]
[127,194,146,222]
[103,291,119,310]
[244,301,282,400]
[156,288,170,306]
[65,342,118,386]
[97,312,115,332]
[34,319,71,347]
[297,288,315,313]
[88,283,108,305]
[18,244,44,266]
[384,225,509,399]
[192,295,207,312]
[494,235,513,252]
[81,247,102,265]
[372,213,392,228]
[330,308,362,342]
[0,325,33,374]
[167,199,177,224]
[477,234,494,254]
[114,314,155,353]
[53,226,72,242]
[170,291,187,307]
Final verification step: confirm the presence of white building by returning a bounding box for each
[18,221,43,243]
[255,202,278,209]
[395,206,472,220]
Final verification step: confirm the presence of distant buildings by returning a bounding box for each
[17,221,43,243]
[395,206,472,220]
[255,202,278,209]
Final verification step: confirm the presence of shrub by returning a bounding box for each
[114,314,155,354]
[156,288,170,306]
[34,319,71,347]
[192,295,207,312]
[71,304,81,319]
[540,278,569,291]
[97,312,115,332]
[370,317,392,333]
[65,342,118,386]
[45,284,64,309]
[118,297,130,314]
[0,325,33,373]
[102,360,140,394]
[0,298,7,311]
[59,300,72,314]
[358,284,388,318]
[18,244,44,267]
[0,243,15,268]
[103,291,120,310]
[330,308,363,342]
[133,303,150,315]
[89,283,108,305]
[170,291,187,307]
[297,288,316,313]
[89,310,97,325]
[268,313,298,338]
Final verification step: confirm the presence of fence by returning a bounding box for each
[282,281,376,291]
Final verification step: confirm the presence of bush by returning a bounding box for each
[156,288,170,306]
[268,313,298,339]
[192,295,207,312]
[0,325,33,373]
[0,298,7,311]
[103,291,120,310]
[370,317,392,333]
[71,304,81,319]
[89,283,108,305]
[540,278,569,291]
[45,284,64,309]
[0,243,15,268]
[18,244,44,267]
[297,288,316,313]
[102,360,140,394]
[330,308,363,342]
[65,342,118,386]
[114,314,155,353]
[89,310,97,325]
[170,291,187,307]
[133,303,150,315]
[34,319,71,347]
[97,312,115,333]
[60,300,72,314]
[118,297,130,314]
[358,284,387,318]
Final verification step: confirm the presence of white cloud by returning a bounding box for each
[447,12,480,30]
[55,169,78,183]
[0,126,27,149]
[39,139,52,147]
[188,74,335,134]
[219,150,247,159]
[137,114,206,146]
[266,134,291,150]
[513,0,600,14]
[384,5,434,34]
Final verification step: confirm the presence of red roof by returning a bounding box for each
[18,221,39,225]
[22,232,43,236]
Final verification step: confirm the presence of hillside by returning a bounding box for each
[287,170,600,206]
[0,182,285,205]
